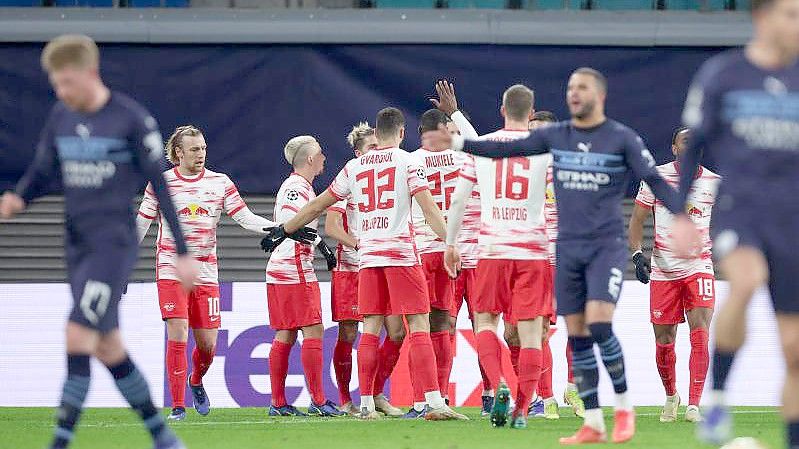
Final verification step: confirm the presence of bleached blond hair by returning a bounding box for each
[165,125,203,165]
[284,135,318,167]
[41,34,99,73]
[346,122,374,152]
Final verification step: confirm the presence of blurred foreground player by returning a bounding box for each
[325,122,405,416]
[264,136,345,417]
[0,35,197,449]
[672,1,799,446]
[263,107,467,421]
[628,127,719,423]
[432,68,688,444]
[445,84,552,430]
[136,125,313,420]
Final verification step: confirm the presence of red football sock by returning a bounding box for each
[358,333,380,397]
[430,331,452,395]
[689,328,709,406]
[373,337,402,395]
[479,360,491,392]
[509,345,521,376]
[166,340,187,408]
[516,348,542,415]
[656,342,678,397]
[408,332,439,395]
[333,340,353,405]
[190,345,215,386]
[566,339,574,384]
[538,338,553,399]
[301,338,325,405]
[476,330,503,391]
[269,339,292,407]
[449,330,456,349]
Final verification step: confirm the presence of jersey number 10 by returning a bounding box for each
[494,158,530,200]
[357,167,396,213]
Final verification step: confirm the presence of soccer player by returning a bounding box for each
[136,125,314,420]
[265,136,345,417]
[325,122,405,417]
[431,80,493,415]
[671,1,799,446]
[262,107,467,421]
[628,126,720,424]
[430,68,688,444]
[444,84,553,430]
[0,35,197,449]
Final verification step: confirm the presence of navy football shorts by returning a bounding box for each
[712,188,799,314]
[555,236,627,316]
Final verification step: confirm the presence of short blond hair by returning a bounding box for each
[284,135,318,167]
[502,84,535,122]
[347,122,374,153]
[41,34,100,73]
[165,125,203,165]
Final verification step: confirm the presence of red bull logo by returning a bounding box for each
[686,202,703,218]
[178,203,210,218]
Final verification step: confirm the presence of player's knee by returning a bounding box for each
[429,309,451,333]
[503,326,520,347]
[165,319,189,342]
[587,321,613,343]
[302,324,324,340]
[655,332,676,345]
[338,323,358,344]
[95,339,126,366]
[783,339,799,374]
[387,324,405,342]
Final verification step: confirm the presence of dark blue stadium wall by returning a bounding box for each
[0,43,725,194]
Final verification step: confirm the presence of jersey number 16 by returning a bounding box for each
[494,158,530,200]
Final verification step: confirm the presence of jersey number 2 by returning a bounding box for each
[494,158,530,200]
[356,167,396,213]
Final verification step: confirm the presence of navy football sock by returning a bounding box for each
[569,336,600,410]
[107,355,167,442]
[589,322,628,394]
[711,349,736,392]
[51,354,91,449]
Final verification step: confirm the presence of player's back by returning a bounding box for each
[684,49,799,198]
[328,146,428,268]
[411,147,462,254]
[44,92,163,240]
[267,173,318,283]
[470,129,550,260]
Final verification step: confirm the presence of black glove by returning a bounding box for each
[288,226,318,245]
[317,240,337,271]
[260,225,288,253]
[632,250,651,284]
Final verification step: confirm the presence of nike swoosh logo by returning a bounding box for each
[173,370,186,376]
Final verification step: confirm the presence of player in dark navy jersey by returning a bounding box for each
[672,1,799,446]
[428,67,692,445]
[0,35,198,449]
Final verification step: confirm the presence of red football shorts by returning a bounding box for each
[451,268,477,318]
[358,265,429,316]
[267,282,322,330]
[420,252,454,312]
[650,273,716,325]
[474,259,553,323]
[331,270,362,322]
[157,280,221,329]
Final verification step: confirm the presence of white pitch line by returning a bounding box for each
[70,409,778,428]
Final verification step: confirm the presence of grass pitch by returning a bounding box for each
[1,406,782,449]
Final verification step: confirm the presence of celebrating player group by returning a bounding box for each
[2,1,799,448]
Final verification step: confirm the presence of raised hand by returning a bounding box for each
[430,80,459,116]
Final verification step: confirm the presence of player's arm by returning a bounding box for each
[430,80,480,139]
[624,133,682,215]
[222,176,278,234]
[450,126,549,158]
[414,189,446,242]
[284,190,338,234]
[131,115,189,256]
[443,175,475,278]
[135,182,159,244]
[628,185,653,283]
[2,109,60,219]
[451,111,479,140]
[325,208,357,249]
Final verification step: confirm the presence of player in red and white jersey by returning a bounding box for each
[267,107,466,421]
[136,125,293,420]
[629,126,720,423]
[324,122,405,417]
[431,81,494,413]
[445,85,552,429]
[265,136,344,417]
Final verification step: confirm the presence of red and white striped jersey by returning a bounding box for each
[411,147,461,254]
[460,129,551,261]
[327,196,360,273]
[635,162,720,281]
[266,173,318,284]
[544,164,558,266]
[137,167,274,285]
[328,147,428,269]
